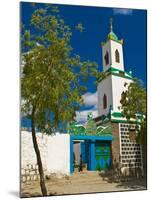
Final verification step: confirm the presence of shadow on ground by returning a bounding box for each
[21,170,147,197]
[99,169,147,190]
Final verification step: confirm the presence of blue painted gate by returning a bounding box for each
[70,135,112,173]
[94,141,111,170]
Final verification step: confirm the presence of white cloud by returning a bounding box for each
[82,92,98,108]
[75,91,98,123]
[113,8,133,15]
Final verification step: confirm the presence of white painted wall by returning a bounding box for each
[102,41,111,71]
[111,75,133,112]
[97,74,133,116]
[21,131,71,178]
[47,133,70,175]
[99,33,133,116]
[102,40,124,72]
[21,131,48,169]
[97,75,113,116]
[110,40,124,71]
[74,142,81,164]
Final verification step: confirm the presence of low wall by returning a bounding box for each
[47,133,70,175]
[21,131,70,182]
[21,131,48,182]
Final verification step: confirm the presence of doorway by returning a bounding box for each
[73,140,88,172]
[94,141,111,170]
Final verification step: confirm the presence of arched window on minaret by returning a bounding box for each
[103,94,107,109]
[115,49,120,63]
[104,51,109,65]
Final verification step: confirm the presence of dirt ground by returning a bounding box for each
[21,171,147,197]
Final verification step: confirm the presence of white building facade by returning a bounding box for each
[98,19,133,116]
[97,19,143,175]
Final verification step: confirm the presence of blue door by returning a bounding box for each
[94,141,111,170]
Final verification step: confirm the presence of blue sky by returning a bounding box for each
[21,2,147,125]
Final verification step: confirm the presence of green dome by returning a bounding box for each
[108,31,118,41]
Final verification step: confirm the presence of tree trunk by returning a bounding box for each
[31,107,47,196]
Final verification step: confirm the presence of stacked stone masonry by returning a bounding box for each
[119,123,143,175]
[21,131,48,182]
[111,123,120,167]
[21,164,42,182]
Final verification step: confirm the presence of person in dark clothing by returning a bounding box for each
[78,154,83,172]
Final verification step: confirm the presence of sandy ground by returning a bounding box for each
[21,171,147,197]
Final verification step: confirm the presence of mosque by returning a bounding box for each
[21,19,144,181]
[69,19,143,175]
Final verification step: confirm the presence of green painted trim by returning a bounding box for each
[125,71,133,77]
[111,112,123,118]
[108,32,118,41]
[111,119,128,123]
[101,38,123,46]
[111,111,144,123]
[69,118,112,136]
[98,68,134,82]
[110,67,132,78]
[111,119,140,124]
[110,68,118,72]
[111,72,134,80]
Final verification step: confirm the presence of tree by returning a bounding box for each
[120,79,147,144]
[21,5,98,196]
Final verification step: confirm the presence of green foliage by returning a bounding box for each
[97,71,109,83]
[120,79,147,144]
[75,23,85,32]
[21,5,98,133]
[120,80,146,118]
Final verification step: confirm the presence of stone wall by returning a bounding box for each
[142,145,147,177]
[111,122,144,176]
[21,164,40,183]
[21,131,48,182]
[21,131,70,182]
[111,122,120,167]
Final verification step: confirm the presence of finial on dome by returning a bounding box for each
[110,18,113,32]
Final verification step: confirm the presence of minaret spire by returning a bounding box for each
[110,18,113,32]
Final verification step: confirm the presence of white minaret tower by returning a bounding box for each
[98,18,133,116]
[102,18,124,72]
